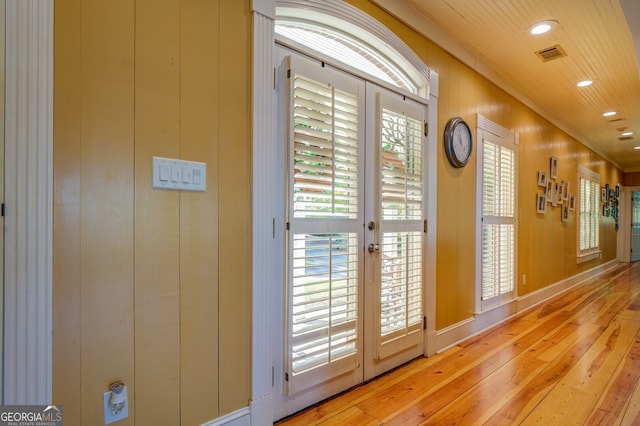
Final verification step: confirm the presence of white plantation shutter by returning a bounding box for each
[480,128,517,308]
[376,94,424,359]
[292,75,360,219]
[286,55,364,394]
[578,167,600,261]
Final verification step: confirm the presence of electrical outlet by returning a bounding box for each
[104,386,128,425]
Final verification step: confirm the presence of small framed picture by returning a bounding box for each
[549,156,559,180]
[569,194,576,211]
[562,205,569,222]
[601,187,607,202]
[537,193,547,213]
[615,184,620,198]
[546,181,553,203]
[537,171,548,187]
[561,180,569,201]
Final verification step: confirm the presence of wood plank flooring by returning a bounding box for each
[277,262,640,425]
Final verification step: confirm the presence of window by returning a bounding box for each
[275,3,430,98]
[577,166,600,262]
[477,116,518,311]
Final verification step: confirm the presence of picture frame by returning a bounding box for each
[552,183,559,207]
[549,156,558,180]
[601,187,607,202]
[537,171,548,187]
[569,194,576,211]
[561,180,569,201]
[536,193,547,213]
[562,205,569,222]
[546,181,553,203]
[615,184,620,198]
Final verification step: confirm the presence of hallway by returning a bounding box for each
[278,262,640,425]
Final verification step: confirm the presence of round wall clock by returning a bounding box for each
[444,117,473,168]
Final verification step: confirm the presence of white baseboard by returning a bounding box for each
[434,260,619,353]
[202,407,251,426]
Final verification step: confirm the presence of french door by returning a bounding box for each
[284,52,427,397]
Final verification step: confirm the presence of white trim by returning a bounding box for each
[435,259,619,352]
[251,2,278,425]
[475,114,519,313]
[620,185,640,263]
[201,407,251,426]
[4,0,53,404]
[425,71,438,356]
[0,0,5,405]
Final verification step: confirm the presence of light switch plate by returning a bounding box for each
[152,157,206,191]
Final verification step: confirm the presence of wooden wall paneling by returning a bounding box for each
[79,0,135,424]
[624,172,640,186]
[218,0,252,414]
[179,0,221,423]
[133,0,181,423]
[53,0,81,422]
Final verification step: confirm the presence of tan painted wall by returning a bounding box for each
[52,1,251,425]
[346,0,623,329]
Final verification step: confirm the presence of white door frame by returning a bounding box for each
[251,0,438,421]
[619,185,640,263]
[4,0,53,404]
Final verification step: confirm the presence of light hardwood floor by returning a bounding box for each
[277,262,640,425]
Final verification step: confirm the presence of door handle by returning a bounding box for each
[368,243,380,253]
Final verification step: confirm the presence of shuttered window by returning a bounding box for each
[480,128,517,308]
[286,56,364,394]
[380,108,423,221]
[577,167,600,262]
[376,94,424,359]
[292,75,359,219]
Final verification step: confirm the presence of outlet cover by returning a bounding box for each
[103,387,128,425]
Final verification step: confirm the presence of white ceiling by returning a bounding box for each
[372,0,640,172]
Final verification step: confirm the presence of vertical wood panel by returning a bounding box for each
[179,0,220,423]
[134,0,181,424]
[218,0,252,414]
[53,0,81,421]
[80,0,134,423]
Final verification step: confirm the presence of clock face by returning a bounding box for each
[444,117,472,168]
[452,123,472,163]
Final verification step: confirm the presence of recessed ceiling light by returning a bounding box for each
[577,80,593,87]
[529,20,558,35]
[602,111,617,117]
[621,131,634,136]
[634,146,640,150]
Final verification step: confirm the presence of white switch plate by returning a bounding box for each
[103,386,128,425]
[152,156,206,191]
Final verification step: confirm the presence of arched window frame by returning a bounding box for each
[275,0,430,99]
